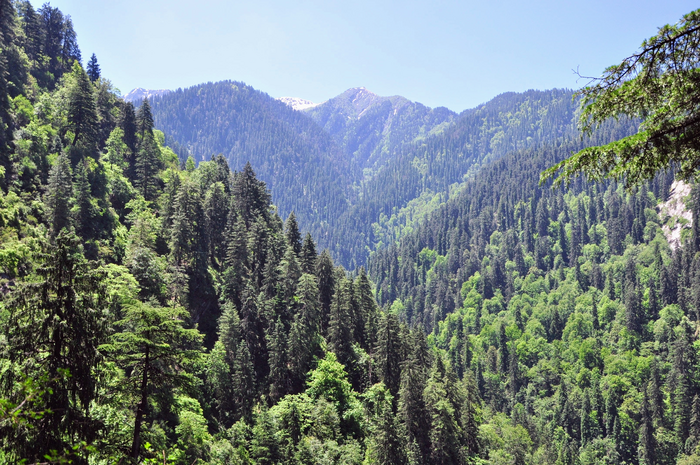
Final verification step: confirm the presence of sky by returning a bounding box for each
[29,0,699,112]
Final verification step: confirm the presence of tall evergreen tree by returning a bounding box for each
[2,231,107,463]
[65,61,97,148]
[44,152,74,236]
[101,303,201,461]
[86,53,99,81]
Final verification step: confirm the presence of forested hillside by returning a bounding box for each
[4,1,700,464]
[367,115,700,462]
[150,85,590,269]
[0,2,482,463]
[148,81,353,240]
[331,89,595,268]
[305,86,456,171]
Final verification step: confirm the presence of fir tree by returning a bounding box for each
[284,211,302,257]
[86,53,100,81]
[300,232,317,274]
[65,61,97,148]
[100,303,202,461]
[2,231,107,463]
[44,152,74,236]
[136,98,154,136]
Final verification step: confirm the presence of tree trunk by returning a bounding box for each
[131,346,149,460]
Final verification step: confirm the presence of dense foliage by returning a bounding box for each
[3,2,700,465]
[543,8,700,187]
[150,82,587,270]
[368,119,700,463]
[0,3,482,463]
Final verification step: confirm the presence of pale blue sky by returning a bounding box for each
[30,0,698,112]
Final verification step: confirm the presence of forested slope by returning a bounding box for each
[148,81,353,239]
[0,3,484,463]
[305,86,456,171]
[368,114,700,463]
[331,89,591,268]
[148,83,587,270]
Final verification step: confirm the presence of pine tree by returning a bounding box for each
[73,159,95,240]
[300,233,317,274]
[66,61,97,148]
[328,276,356,381]
[267,317,288,403]
[376,311,403,397]
[120,101,138,155]
[638,388,655,465]
[204,181,229,266]
[136,98,154,136]
[356,267,379,352]
[316,250,336,334]
[399,329,432,465]
[284,211,302,257]
[134,131,162,200]
[44,152,74,236]
[2,231,107,463]
[288,273,321,393]
[86,53,100,81]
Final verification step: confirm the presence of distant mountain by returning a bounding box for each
[123,87,172,103]
[147,83,610,269]
[277,96,319,111]
[148,81,354,246]
[306,87,456,171]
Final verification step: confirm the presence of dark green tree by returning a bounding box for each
[44,152,74,236]
[2,231,107,463]
[86,53,99,81]
[65,61,97,148]
[100,302,202,461]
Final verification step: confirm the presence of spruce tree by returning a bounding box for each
[100,302,202,461]
[300,233,317,274]
[66,61,97,148]
[73,159,95,240]
[284,211,302,257]
[134,131,162,200]
[136,97,154,136]
[86,53,100,81]
[2,231,107,463]
[44,152,74,236]
[204,181,229,266]
[328,277,355,376]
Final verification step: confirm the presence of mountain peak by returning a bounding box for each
[124,88,172,103]
[276,96,319,111]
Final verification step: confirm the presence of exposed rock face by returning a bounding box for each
[124,88,172,103]
[658,180,693,251]
[277,97,319,111]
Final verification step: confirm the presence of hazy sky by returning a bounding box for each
[29,0,698,112]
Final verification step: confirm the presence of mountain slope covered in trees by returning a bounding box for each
[304,86,456,171]
[367,114,700,463]
[148,81,354,239]
[151,84,589,269]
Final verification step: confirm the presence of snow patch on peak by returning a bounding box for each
[124,88,171,103]
[277,97,319,111]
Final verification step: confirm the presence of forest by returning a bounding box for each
[1,1,700,465]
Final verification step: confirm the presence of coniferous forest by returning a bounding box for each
[2,1,700,464]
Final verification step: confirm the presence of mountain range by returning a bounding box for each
[142,83,592,268]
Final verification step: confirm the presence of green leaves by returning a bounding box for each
[543,9,700,187]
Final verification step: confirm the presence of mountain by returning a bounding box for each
[149,84,595,270]
[148,81,355,242]
[123,87,172,103]
[305,87,456,171]
[327,89,593,268]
